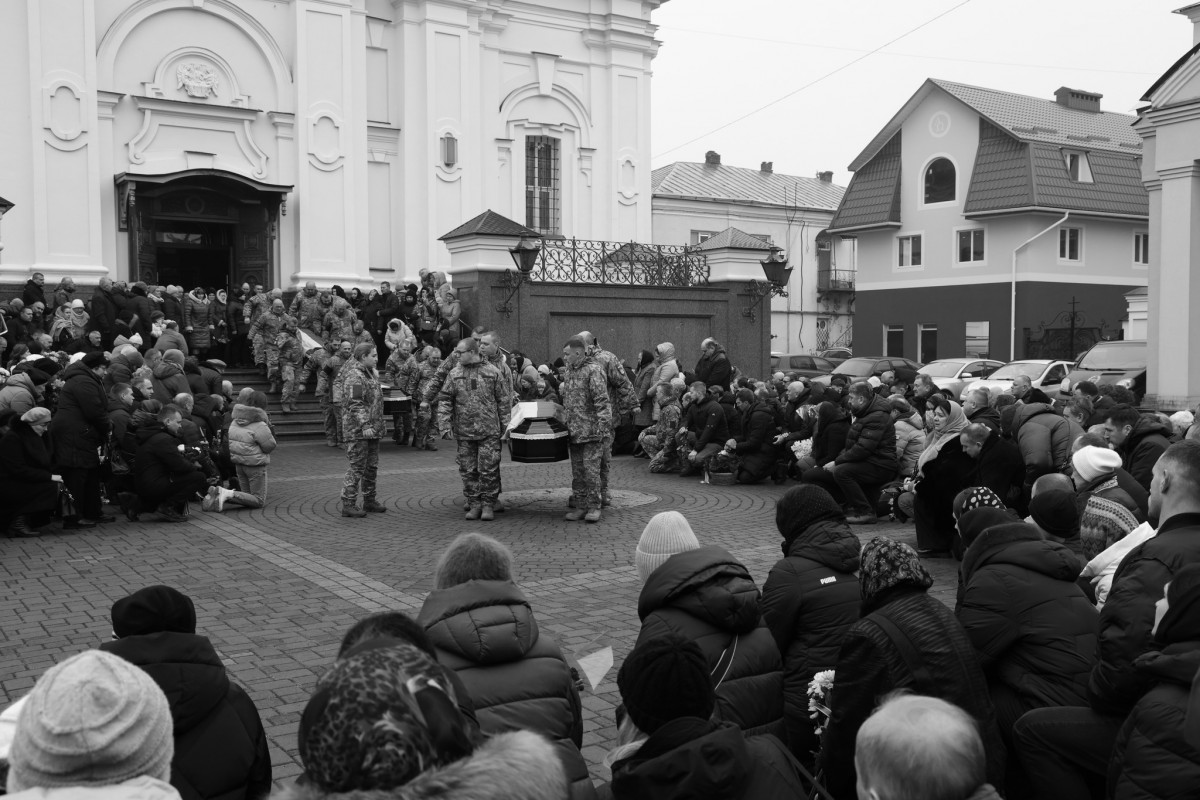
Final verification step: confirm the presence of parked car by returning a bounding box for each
[918,358,1005,399]
[818,347,853,366]
[1059,340,1148,402]
[811,356,922,388]
[959,359,1073,402]
[770,352,838,379]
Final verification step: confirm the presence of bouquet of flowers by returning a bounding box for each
[791,438,813,461]
[807,669,835,737]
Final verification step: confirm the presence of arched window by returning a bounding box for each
[924,158,955,204]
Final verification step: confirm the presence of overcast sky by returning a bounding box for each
[649,0,1193,185]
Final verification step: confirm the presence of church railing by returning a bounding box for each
[530,238,709,287]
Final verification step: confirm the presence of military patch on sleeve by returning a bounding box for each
[471,379,477,390]
[351,384,364,400]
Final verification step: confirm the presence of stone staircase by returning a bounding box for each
[224,367,328,440]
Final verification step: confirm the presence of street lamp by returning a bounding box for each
[742,246,792,321]
[496,236,542,316]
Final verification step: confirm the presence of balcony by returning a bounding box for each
[818,269,855,293]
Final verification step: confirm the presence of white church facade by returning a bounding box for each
[0,0,663,291]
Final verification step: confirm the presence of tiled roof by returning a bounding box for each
[963,121,1034,212]
[828,133,902,233]
[849,78,1141,172]
[694,227,775,251]
[438,209,541,241]
[651,161,845,211]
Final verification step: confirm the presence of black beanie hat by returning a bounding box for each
[617,633,714,734]
[776,485,845,549]
[1029,490,1080,540]
[112,585,197,638]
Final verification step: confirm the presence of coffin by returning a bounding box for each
[380,385,411,415]
[509,401,569,463]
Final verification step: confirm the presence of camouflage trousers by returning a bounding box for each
[599,431,614,497]
[342,438,379,504]
[251,332,265,365]
[569,441,603,511]
[281,362,300,404]
[414,406,436,448]
[297,361,318,395]
[457,437,501,506]
[639,429,675,460]
[320,397,341,446]
[263,344,281,381]
[391,411,413,443]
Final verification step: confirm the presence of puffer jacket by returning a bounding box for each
[893,411,926,477]
[635,546,785,741]
[834,394,898,471]
[810,406,851,465]
[969,431,1025,507]
[152,360,193,404]
[50,360,110,469]
[695,347,732,388]
[154,328,190,356]
[384,318,416,354]
[1119,416,1173,491]
[0,371,38,416]
[101,632,271,800]
[648,342,680,396]
[183,292,213,350]
[1012,403,1072,485]
[732,401,777,482]
[762,520,861,755]
[682,396,728,449]
[227,405,276,467]
[967,404,1002,434]
[418,580,591,800]
[105,349,144,389]
[956,523,1098,709]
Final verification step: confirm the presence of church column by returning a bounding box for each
[1148,164,1200,408]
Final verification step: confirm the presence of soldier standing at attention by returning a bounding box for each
[562,336,612,523]
[437,337,507,521]
[338,343,386,517]
[319,339,353,447]
[578,330,636,508]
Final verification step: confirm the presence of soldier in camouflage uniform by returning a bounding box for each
[437,338,507,521]
[319,339,353,447]
[351,320,375,350]
[643,383,684,471]
[337,343,386,517]
[561,337,613,523]
[383,343,415,444]
[478,332,515,511]
[277,320,305,412]
[248,299,296,394]
[288,281,325,337]
[411,346,442,450]
[297,336,330,398]
[323,297,356,346]
[579,331,637,506]
[243,286,274,369]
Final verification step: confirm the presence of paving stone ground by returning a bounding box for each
[0,440,959,786]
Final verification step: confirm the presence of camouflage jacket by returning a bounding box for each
[561,357,613,443]
[422,350,460,405]
[245,293,271,325]
[319,354,348,400]
[249,311,295,347]
[655,400,682,440]
[289,292,325,333]
[413,358,441,406]
[276,330,304,365]
[436,360,507,440]
[337,360,384,440]
[592,347,638,424]
[353,331,375,350]
[384,352,418,393]
[323,309,356,346]
[487,352,515,409]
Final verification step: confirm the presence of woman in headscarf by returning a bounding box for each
[50,300,90,344]
[632,350,656,433]
[911,395,972,556]
[347,286,365,310]
[646,343,679,421]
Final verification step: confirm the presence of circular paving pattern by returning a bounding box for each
[499,487,659,509]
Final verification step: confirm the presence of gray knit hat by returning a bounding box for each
[635,511,700,583]
[6,650,174,792]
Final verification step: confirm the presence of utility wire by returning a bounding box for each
[653,0,976,160]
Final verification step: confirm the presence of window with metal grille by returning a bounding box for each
[525,136,561,236]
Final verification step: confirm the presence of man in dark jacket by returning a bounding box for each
[128,281,156,340]
[677,380,728,477]
[726,389,777,483]
[693,338,732,389]
[809,382,899,524]
[1105,405,1172,491]
[1014,441,1200,800]
[963,388,1002,434]
[1075,380,1115,427]
[21,272,47,309]
[100,585,272,800]
[960,423,1024,507]
[89,277,120,348]
[128,405,209,522]
[1012,401,1072,499]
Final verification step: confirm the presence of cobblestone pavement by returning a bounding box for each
[0,441,959,786]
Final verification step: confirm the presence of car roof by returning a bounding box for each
[922,357,984,366]
[1004,359,1058,366]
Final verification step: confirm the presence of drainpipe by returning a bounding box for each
[1011,211,1069,359]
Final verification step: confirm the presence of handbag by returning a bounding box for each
[107,433,130,476]
[55,483,78,520]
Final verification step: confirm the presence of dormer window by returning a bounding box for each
[1063,150,1093,183]
[923,158,955,204]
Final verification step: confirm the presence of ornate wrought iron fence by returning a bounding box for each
[530,238,709,287]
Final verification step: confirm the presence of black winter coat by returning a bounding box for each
[834,395,898,471]
[100,632,271,800]
[606,718,806,800]
[1108,643,1200,800]
[733,402,778,482]
[134,421,203,497]
[1089,512,1200,715]
[682,397,729,449]
[821,589,1005,799]
[694,349,732,389]
[718,395,742,439]
[636,546,785,741]
[761,520,861,755]
[968,432,1025,507]
[967,405,1003,434]
[0,421,56,509]
[21,279,46,308]
[50,360,110,469]
[914,438,975,547]
[417,580,593,800]
[163,295,184,326]
[811,415,850,465]
[1012,403,1072,486]
[1119,416,1172,491]
[89,287,119,346]
[956,524,1098,710]
[129,285,155,339]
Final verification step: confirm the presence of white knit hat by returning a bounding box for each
[635,511,700,583]
[1072,445,1123,484]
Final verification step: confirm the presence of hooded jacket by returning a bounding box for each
[105,349,145,390]
[1119,416,1173,491]
[893,411,926,477]
[227,405,276,466]
[134,419,203,497]
[0,371,38,416]
[648,343,680,395]
[810,403,850,465]
[152,357,193,404]
[635,546,786,741]
[100,632,271,800]
[762,520,861,754]
[1011,403,1072,484]
[967,404,1002,434]
[606,718,806,800]
[834,394,898,470]
[154,328,190,357]
[384,319,416,354]
[731,400,777,482]
[417,581,590,798]
[0,418,55,505]
[50,360,110,469]
[681,395,728,449]
[956,523,1098,709]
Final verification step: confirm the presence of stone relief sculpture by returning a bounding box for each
[177,63,219,99]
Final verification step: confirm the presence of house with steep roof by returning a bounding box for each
[828,78,1148,363]
[651,153,849,354]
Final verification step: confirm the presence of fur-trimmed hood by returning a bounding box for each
[271,731,565,800]
[232,403,269,426]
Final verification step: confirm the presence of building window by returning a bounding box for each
[1133,232,1149,266]
[691,230,718,245]
[965,321,990,358]
[1063,150,1093,183]
[923,158,955,204]
[957,229,985,263]
[751,233,774,244]
[525,136,560,235]
[1059,227,1082,261]
[884,325,904,357]
[918,324,938,363]
[897,234,922,268]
